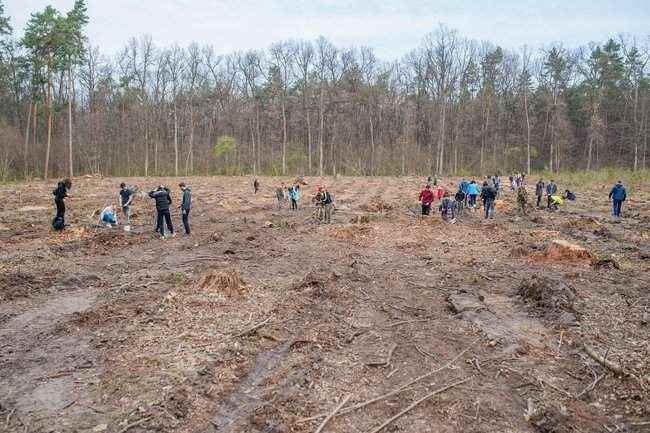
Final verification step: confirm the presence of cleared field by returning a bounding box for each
[0,175,648,433]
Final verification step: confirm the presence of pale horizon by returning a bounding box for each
[7,0,650,59]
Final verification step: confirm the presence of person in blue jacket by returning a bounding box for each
[608,180,627,218]
[466,180,480,209]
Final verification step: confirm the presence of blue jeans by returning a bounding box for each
[612,199,623,217]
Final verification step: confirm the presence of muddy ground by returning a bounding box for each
[0,175,648,433]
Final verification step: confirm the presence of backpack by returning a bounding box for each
[52,216,65,231]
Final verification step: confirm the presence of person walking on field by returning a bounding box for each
[119,183,133,227]
[608,180,627,218]
[517,186,529,215]
[535,179,545,208]
[179,182,192,235]
[320,186,334,224]
[52,178,72,230]
[480,181,497,219]
[546,179,558,209]
[149,186,175,238]
[253,178,260,194]
[419,184,434,216]
[439,191,457,223]
[466,180,480,210]
[454,187,466,216]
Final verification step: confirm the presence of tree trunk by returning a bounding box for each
[319,86,324,177]
[524,85,531,175]
[307,110,312,175]
[438,97,446,174]
[24,100,32,178]
[281,97,287,175]
[44,74,53,180]
[68,67,74,178]
[174,103,179,176]
[369,109,375,176]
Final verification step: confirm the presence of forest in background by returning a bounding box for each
[0,1,649,180]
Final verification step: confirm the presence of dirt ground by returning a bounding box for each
[0,175,648,433]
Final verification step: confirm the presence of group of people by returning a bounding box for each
[271,181,334,223]
[275,182,302,211]
[51,175,629,234]
[418,175,628,222]
[51,179,192,239]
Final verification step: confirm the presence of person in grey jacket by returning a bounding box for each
[179,182,192,235]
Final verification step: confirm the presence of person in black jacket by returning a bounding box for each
[480,181,497,219]
[52,178,72,228]
[149,186,175,238]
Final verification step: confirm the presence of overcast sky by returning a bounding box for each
[7,0,650,59]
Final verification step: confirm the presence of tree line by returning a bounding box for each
[0,0,648,180]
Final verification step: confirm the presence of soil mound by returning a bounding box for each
[516,275,578,324]
[544,239,592,261]
[197,269,246,297]
[360,195,393,212]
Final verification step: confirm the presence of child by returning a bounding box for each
[564,189,576,201]
[439,192,456,223]
[419,184,434,216]
[289,186,298,210]
[549,194,563,211]
[466,180,480,209]
[99,203,118,227]
[454,188,466,216]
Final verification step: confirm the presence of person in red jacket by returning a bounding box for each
[419,184,434,216]
[434,184,445,201]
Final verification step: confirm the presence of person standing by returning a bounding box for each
[480,181,497,219]
[608,180,627,218]
[320,186,334,223]
[535,179,545,208]
[119,183,133,227]
[275,184,285,209]
[546,179,558,209]
[419,184,434,216]
[52,178,72,230]
[253,178,260,194]
[149,186,175,238]
[179,182,192,235]
[289,186,298,210]
[517,186,529,215]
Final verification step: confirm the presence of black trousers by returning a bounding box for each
[536,194,542,207]
[55,199,65,219]
[156,209,174,236]
[421,204,431,215]
[291,198,297,210]
[182,209,191,234]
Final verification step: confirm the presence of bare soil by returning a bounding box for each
[0,175,648,433]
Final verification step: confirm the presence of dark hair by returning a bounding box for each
[120,182,126,188]
[179,182,186,188]
[63,178,72,189]
[483,181,488,186]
